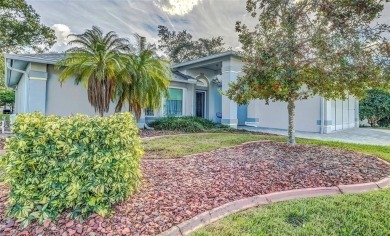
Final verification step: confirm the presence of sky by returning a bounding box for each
[26,0,390,52]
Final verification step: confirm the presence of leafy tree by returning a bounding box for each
[0,0,55,100]
[0,89,15,111]
[360,89,390,127]
[158,25,227,63]
[115,35,170,120]
[58,26,132,116]
[0,0,56,53]
[227,0,390,145]
[0,55,5,88]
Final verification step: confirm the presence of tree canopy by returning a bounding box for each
[360,89,390,127]
[0,89,15,110]
[115,35,170,120]
[0,0,56,100]
[58,27,170,118]
[157,25,227,63]
[0,0,56,53]
[58,26,132,116]
[226,0,390,145]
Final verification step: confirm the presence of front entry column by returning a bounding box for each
[221,61,239,128]
[322,99,334,134]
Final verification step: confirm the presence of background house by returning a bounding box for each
[4,51,359,133]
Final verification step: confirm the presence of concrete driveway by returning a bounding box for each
[241,127,390,146]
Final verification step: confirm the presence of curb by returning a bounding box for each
[159,176,390,236]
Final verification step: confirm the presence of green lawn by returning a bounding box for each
[193,189,390,236]
[142,133,390,161]
[142,133,284,158]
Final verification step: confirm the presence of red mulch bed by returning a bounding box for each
[1,142,389,235]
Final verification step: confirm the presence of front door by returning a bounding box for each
[196,91,206,118]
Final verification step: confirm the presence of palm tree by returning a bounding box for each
[58,26,131,116]
[115,35,170,120]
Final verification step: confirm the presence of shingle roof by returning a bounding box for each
[5,53,65,65]
[172,51,242,69]
[5,53,197,84]
[172,71,196,81]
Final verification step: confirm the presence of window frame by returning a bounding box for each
[163,87,185,117]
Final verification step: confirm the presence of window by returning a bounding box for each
[164,88,183,116]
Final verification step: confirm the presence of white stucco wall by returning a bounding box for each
[255,96,322,132]
[46,65,119,116]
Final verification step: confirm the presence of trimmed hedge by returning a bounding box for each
[2,112,143,227]
[150,116,216,132]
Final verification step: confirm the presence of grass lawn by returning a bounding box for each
[142,132,390,161]
[193,189,390,236]
[143,133,284,158]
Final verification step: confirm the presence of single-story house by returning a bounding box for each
[4,51,359,133]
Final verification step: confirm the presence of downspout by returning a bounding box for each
[6,60,28,113]
[320,97,325,134]
[6,60,27,76]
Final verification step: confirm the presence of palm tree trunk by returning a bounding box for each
[287,97,296,146]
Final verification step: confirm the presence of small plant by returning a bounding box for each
[2,112,143,227]
[149,116,216,132]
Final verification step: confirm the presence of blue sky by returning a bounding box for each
[26,0,390,52]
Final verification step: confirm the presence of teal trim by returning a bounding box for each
[221,119,238,125]
[29,70,47,78]
[317,120,333,125]
[246,118,259,122]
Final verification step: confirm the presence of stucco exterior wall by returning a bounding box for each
[46,65,119,116]
[256,96,322,132]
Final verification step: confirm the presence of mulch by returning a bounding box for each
[1,141,389,236]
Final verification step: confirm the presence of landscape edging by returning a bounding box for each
[158,176,390,236]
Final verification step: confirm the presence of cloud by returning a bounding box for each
[154,0,203,16]
[27,0,390,54]
[51,24,72,45]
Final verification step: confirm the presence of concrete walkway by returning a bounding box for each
[240,126,390,146]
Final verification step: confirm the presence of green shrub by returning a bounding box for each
[150,116,216,132]
[378,117,390,128]
[2,112,143,227]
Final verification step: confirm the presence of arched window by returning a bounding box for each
[196,74,209,88]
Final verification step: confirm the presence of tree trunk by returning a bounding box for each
[287,98,296,146]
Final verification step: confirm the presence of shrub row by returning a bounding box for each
[149,116,216,132]
[2,112,143,227]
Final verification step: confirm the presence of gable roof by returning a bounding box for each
[172,51,242,69]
